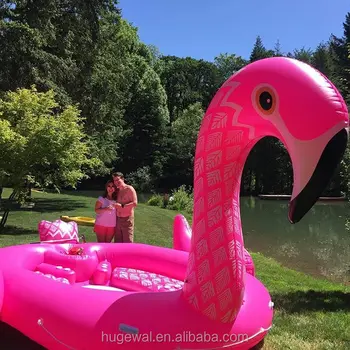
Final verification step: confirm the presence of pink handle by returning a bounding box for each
[91,261,112,285]
[35,263,76,284]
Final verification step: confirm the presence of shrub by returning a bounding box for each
[184,192,194,214]
[146,185,194,213]
[167,185,193,213]
[147,194,164,207]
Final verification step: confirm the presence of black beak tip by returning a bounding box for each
[287,212,299,225]
[288,205,298,224]
[288,198,298,224]
[288,197,313,224]
[287,128,348,225]
[287,215,294,224]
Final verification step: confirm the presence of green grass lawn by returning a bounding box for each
[0,188,349,349]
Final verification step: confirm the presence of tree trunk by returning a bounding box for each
[0,189,19,233]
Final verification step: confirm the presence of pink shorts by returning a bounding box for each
[94,225,115,236]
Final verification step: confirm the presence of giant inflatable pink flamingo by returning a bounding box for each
[0,57,348,350]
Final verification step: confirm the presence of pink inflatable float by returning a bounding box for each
[173,214,255,275]
[0,57,348,350]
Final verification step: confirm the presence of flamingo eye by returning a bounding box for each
[254,86,277,116]
[259,91,273,111]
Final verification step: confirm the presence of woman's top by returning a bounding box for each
[95,196,116,227]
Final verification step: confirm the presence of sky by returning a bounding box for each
[118,0,350,62]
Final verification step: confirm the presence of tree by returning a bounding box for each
[329,12,350,104]
[82,17,142,173]
[250,36,274,62]
[116,55,170,181]
[246,36,283,193]
[0,19,74,105]
[0,1,120,105]
[171,102,204,159]
[312,42,333,77]
[0,86,99,202]
[145,44,162,67]
[160,103,204,190]
[157,56,220,121]
[288,47,313,64]
[274,39,283,56]
[214,53,248,82]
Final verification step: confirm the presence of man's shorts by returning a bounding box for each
[115,217,134,243]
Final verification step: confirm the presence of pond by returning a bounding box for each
[240,196,350,285]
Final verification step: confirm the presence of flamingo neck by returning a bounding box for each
[183,113,258,324]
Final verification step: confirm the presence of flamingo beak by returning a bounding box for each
[288,128,348,224]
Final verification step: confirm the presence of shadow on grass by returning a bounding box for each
[0,225,37,236]
[60,189,101,199]
[60,190,153,203]
[1,198,88,213]
[0,322,45,349]
[272,290,350,313]
[31,199,88,212]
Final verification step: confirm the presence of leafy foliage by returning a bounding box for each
[147,194,166,208]
[147,185,193,214]
[167,185,193,214]
[126,166,154,193]
[171,102,204,160]
[0,86,99,197]
[214,53,248,82]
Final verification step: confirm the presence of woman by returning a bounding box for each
[93,180,117,243]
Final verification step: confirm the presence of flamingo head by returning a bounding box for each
[223,57,349,223]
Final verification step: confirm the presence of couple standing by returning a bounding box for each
[93,172,138,243]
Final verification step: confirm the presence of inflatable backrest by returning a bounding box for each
[38,219,79,243]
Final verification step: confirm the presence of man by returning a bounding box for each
[112,172,138,243]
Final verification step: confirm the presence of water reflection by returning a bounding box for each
[240,197,350,285]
